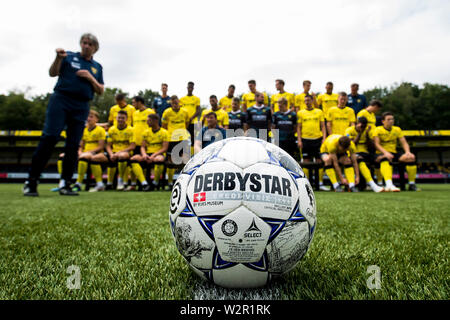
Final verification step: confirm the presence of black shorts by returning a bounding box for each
[279,140,299,160]
[356,152,374,163]
[133,146,141,156]
[301,138,322,159]
[188,123,195,145]
[375,152,403,163]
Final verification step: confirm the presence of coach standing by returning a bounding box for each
[23,33,104,196]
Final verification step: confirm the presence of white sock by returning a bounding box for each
[349,182,355,188]
[141,181,148,186]
[368,180,378,189]
[333,182,340,189]
[59,179,65,188]
[107,182,112,186]
[118,178,123,185]
[319,182,324,186]
[385,180,393,188]
[96,181,104,187]
[409,181,415,185]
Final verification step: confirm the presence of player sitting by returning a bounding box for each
[72,110,106,192]
[130,113,169,190]
[373,112,418,192]
[195,112,227,153]
[345,117,384,192]
[105,110,136,191]
[320,135,360,192]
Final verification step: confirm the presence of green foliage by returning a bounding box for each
[363,82,450,129]
[0,82,449,130]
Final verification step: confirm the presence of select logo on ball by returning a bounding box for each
[221,219,238,236]
[244,218,262,238]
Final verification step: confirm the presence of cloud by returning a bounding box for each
[0,0,449,104]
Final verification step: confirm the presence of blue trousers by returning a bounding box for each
[28,92,89,182]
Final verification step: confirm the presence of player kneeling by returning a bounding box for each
[130,114,169,191]
[345,117,384,193]
[72,110,107,192]
[320,135,360,192]
[373,112,418,192]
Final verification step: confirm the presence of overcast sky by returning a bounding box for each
[1,0,449,104]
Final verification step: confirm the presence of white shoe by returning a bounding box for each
[372,185,385,193]
[117,182,125,191]
[89,185,105,192]
[385,186,400,192]
[319,185,330,191]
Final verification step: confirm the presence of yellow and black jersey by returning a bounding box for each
[219,96,234,112]
[373,126,404,154]
[142,127,170,154]
[132,108,155,146]
[317,93,339,115]
[294,93,314,111]
[326,106,356,135]
[356,109,377,127]
[297,108,324,139]
[200,108,230,127]
[320,134,356,155]
[107,125,135,153]
[180,95,201,124]
[272,92,295,112]
[108,104,135,127]
[82,125,106,152]
[161,108,190,142]
[241,92,269,109]
[345,126,373,153]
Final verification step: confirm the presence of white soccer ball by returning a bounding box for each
[169,137,316,288]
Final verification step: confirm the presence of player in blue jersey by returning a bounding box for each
[23,33,104,197]
[245,92,272,140]
[228,97,247,133]
[272,97,298,158]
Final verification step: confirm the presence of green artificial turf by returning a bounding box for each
[0,183,448,300]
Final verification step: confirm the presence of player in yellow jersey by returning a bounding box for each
[180,81,201,150]
[297,95,327,190]
[326,92,356,135]
[320,134,360,192]
[345,117,384,193]
[317,81,339,116]
[373,112,418,192]
[200,95,230,128]
[162,95,190,190]
[108,93,135,128]
[219,85,235,112]
[62,110,106,192]
[294,80,318,112]
[357,100,383,186]
[271,79,295,113]
[105,110,136,191]
[241,79,269,112]
[129,113,169,191]
[124,95,156,191]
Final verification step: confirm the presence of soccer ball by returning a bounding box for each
[169,137,316,288]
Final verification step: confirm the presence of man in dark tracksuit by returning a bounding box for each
[23,33,104,196]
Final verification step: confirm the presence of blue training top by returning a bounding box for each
[196,125,227,148]
[54,51,104,102]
